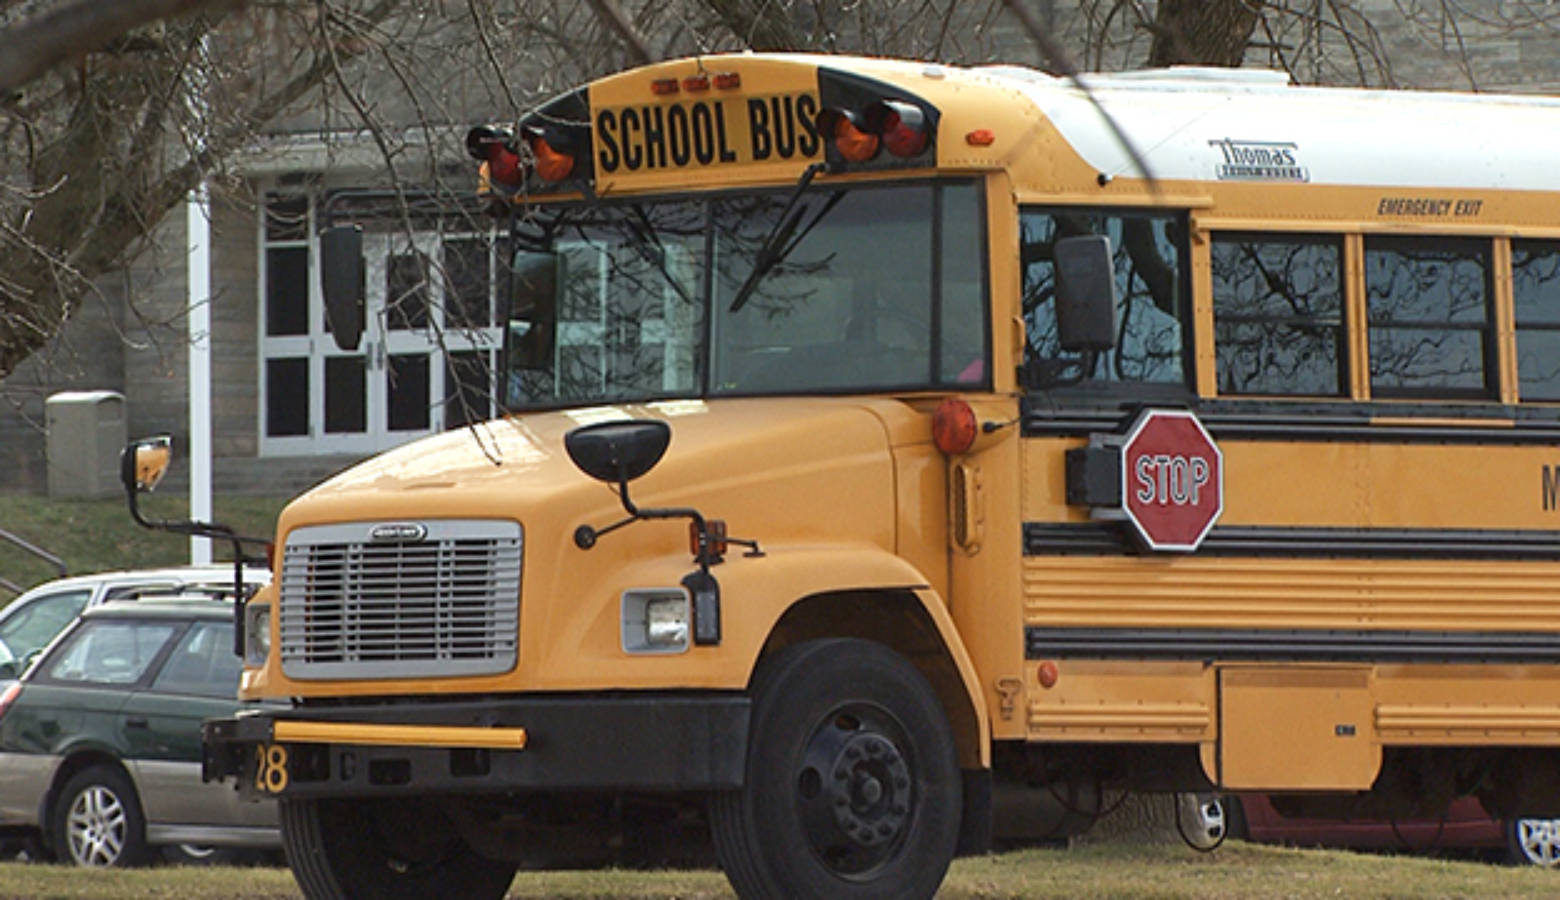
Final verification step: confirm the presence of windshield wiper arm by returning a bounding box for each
[728,162,826,313]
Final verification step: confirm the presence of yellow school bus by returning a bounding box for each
[186,53,1560,899]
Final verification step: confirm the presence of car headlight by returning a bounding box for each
[621,588,690,655]
[244,603,272,665]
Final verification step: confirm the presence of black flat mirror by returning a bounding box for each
[320,225,365,352]
[1054,234,1119,352]
[565,420,671,485]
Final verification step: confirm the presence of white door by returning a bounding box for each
[261,220,501,456]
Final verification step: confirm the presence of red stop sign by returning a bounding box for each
[1120,409,1223,552]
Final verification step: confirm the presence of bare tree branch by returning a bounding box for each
[0,0,242,96]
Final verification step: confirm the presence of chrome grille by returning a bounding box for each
[279,519,521,680]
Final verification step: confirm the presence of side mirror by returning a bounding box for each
[1054,234,1119,352]
[565,419,671,487]
[121,435,172,494]
[320,226,365,352]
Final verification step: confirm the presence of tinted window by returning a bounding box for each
[1365,236,1494,398]
[44,620,178,686]
[152,622,240,699]
[1512,239,1560,402]
[1212,233,1345,396]
[0,589,90,659]
[1021,208,1187,385]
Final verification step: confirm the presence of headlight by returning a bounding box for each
[244,603,272,665]
[621,588,690,654]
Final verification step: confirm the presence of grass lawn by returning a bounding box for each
[0,841,1550,899]
[0,494,290,602]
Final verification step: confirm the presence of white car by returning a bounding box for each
[0,565,268,679]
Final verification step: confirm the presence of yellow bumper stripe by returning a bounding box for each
[272,721,528,750]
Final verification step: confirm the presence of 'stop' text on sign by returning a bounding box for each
[1118,409,1224,552]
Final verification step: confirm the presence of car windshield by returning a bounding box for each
[502,179,986,408]
[0,588,90,661]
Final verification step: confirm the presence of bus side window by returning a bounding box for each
[1365,236,1495,399]
[1511,239,1560,402]
[1020,208,1188,387]
[1212,233,1347,396]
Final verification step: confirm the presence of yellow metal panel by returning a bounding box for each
[1493,237,1520,404]
[1218,667,1380,790]
[1345,233,1370,400]
[1024,555,1560,633]
[1190,229,1217,397]
[273,721,529,750]
[1024,660,1214,742]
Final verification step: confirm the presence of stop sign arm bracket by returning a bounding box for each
[1064,436,1125,513]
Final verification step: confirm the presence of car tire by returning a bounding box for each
[1506,816,1560,867]
[281,796,517,900]
[50,764,151,868]
[708,638,962,900]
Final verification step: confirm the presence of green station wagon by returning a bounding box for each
[0,599,278,866]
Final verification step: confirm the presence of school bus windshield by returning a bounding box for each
[503,178,987,409]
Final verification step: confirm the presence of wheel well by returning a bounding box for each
[41,751,131,850]
[761,589,982,769]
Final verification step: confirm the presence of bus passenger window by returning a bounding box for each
[1211,233,1345,396]
[1512,240,1560,402]
[1365,236,1495,399]
[1020,208,1187,386]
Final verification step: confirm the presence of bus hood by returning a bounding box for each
[276,397,921,555]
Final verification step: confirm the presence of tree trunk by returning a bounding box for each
[1147,0,1261,69]
[1074,793,1195,846]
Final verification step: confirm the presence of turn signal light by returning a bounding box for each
[932,398,978,455]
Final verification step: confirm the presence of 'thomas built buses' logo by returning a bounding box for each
[1208,138,1309,182]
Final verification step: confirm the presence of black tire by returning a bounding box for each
[280,796,517,900]
[710,638,962,900]
[49,764,151,868]
[1506,816,1560,867]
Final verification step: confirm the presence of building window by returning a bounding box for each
[1020,207,1188,386]
[1365,236,1494,399]
[1512,239,1560,402]
[1212,233,1345,396]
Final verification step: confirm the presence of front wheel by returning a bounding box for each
[1507,816,1560,867]
[710,638,962,900]
[281,797,517,900]
[50,765,150,868]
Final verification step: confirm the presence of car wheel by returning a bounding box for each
[1178,794,1227,849]
[281,796,517,900]
[1507,816,1560,867]
[50,765,150,868]
[163,843,250,866]
[709,638,961,900]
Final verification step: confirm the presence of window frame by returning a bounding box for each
[1210,231,1349,399]
[1017,205,1194,396]
[1363,234,1498,402]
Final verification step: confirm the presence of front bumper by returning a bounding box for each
[203,693,749,800]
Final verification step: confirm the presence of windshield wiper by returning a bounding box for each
[727,162,828,313]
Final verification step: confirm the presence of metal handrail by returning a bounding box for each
[0,527,67,591]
